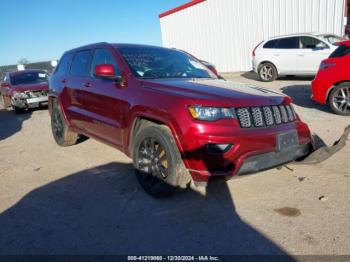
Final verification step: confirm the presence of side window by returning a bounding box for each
[6,75,13,86]
[300,37,325,49]
[90,48,120,76]
[70,50,91,77]
[55,53,74,75]
[263,39,279,49]
[329,45,350,58]
[275,37,299,49]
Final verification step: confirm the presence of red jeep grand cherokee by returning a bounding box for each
[49,43,313,197]
[1,69,49,114]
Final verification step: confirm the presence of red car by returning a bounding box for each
[312,40,350,115]
[49,43,313,197]
[0,69,49,113]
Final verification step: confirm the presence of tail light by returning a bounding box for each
[252,41,263,57]
[319,61,336,70]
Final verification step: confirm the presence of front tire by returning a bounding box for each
[132,124,190,198]
[51,100,79,146]
[13,106,26,114]
[329,83,350,115]
[258,62,278,82]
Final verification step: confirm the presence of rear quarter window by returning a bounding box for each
[263,39,279,48]
[329,45,350,58]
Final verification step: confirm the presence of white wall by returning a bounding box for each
[160,0,346,72]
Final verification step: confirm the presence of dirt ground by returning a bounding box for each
[0,73,349,257]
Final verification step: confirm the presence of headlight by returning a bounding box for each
[188,106,236,121]
[13,92,28,100]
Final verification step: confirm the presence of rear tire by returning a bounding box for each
[51,99,79,146]
[258,62,278,82]
[132,124,191,198]
[329,83,350,115]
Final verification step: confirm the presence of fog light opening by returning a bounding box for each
[206,143,232,154]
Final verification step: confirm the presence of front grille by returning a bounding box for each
[25,90,48,98]
[236,104,296,128]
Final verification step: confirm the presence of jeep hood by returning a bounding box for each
[141,78,288,107]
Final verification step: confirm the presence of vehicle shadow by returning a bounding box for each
[281,84,333,113]
[0,110,32,141]
[241,71,314,82]
[240,71,262,81]
[0,162,293,258]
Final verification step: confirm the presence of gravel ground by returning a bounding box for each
[0,73,349,257]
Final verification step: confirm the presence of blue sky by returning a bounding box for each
[0,0,186,66]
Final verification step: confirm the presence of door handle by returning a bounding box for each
[273,54,280,56]
[298,54,305,56]
[83,82,92,88]
[61,79,67,83]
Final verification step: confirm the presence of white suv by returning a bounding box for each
[252,33,342,82]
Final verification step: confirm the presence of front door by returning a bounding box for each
[297,36,333,75]
[78,47,124,146]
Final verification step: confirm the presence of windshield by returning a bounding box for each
[319,35,345,45]
[118,47,217,79]
[11,71,48,86]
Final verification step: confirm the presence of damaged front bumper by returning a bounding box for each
[11,91,48,109]
[238,143,309,175]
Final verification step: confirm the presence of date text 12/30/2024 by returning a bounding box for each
[127,256,220,261]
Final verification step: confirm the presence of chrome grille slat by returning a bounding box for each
[236,104,296,128]
[280,105,288,123]
[251,107,264,127]
[290,105,297,119]
[236,108,252,128]
[263,106,274,126]
[286,105,294,121]
[272,106,282,124]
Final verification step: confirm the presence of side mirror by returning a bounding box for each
[94,64,122,83]
[316,42,328,49]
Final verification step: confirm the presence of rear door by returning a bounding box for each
[297,36,333,74]
[270,37,299,74]
[65,50,92,130]
[78,47,124,146]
